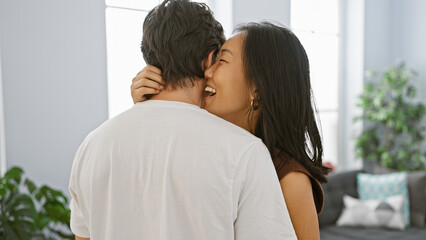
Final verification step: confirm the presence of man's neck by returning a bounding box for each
[150,79,205,107]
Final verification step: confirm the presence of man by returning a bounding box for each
[69,1,296,239]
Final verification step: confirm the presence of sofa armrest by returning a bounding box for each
[319,170,362,227]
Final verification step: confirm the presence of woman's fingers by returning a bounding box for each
[146,65,162,75]
[133,78,164,91]
[138,86,160,96]
[132,86,160,104]
[135,71,164,86]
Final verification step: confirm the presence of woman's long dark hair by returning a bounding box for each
[236,22,330,183]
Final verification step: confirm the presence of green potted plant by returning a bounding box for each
[0,166,74,240]
[355,62,426,171]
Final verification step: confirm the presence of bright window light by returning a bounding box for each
[291,0,340,166]
[105,7,148,118]
[296,32,339,110]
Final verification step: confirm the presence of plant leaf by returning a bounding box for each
[24,179,37,194]
[4,167,24,185]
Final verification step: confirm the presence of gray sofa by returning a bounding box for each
[319,170,426,240]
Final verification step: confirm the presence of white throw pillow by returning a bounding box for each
[336,194,406,230]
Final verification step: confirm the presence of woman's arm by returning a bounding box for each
[280,171,320,240]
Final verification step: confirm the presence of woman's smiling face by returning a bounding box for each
[202,33,254,128]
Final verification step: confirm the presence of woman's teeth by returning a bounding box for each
[205,86,217,96]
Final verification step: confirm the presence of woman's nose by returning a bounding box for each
[204,63,215,79]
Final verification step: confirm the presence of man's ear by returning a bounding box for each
[202,50,216,70]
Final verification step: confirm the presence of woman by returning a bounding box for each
[131,22,329,240]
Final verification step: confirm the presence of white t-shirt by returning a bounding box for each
[69,100,296,240]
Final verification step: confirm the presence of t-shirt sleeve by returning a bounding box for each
[232,140,297,240]
[69,195,89,237]
[68,138,90,238]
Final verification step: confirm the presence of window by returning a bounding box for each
[290,0,340,166]
[105,0,209,118]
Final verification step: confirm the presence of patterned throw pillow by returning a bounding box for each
[336,194,406,230]
[357,172,410,226]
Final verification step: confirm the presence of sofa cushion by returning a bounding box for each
[357,172,410,226]
[336,194,406,230]
[319,170,361,227]
[373,169,426,227]
[320,226,426,240]
[407,171,426,227]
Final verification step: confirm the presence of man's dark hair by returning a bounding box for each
[141,0,225,89]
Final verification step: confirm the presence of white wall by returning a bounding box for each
[364,0,426,90]
[363,0,394,72]
[0,0,108,194]
[392,0,426,162]
[0,46,6,176]
[394,0,426,101]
